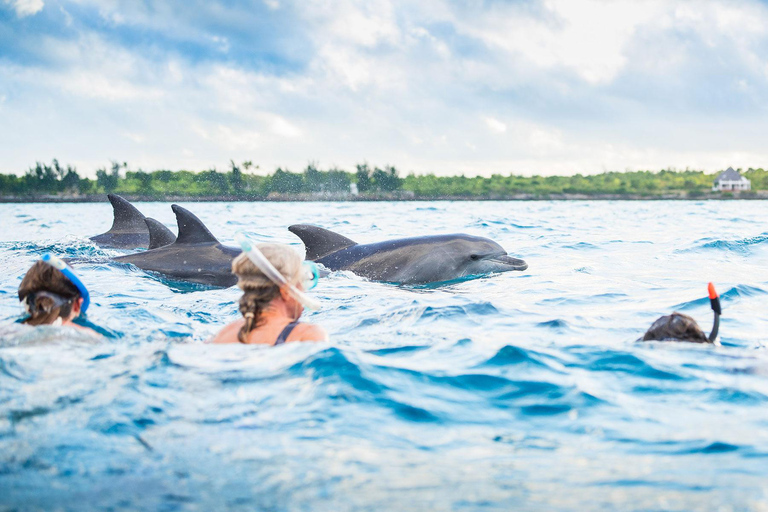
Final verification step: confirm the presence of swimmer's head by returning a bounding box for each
[231,243,305,343]
[233,243,304,291]
[642,284,721,344]
[641,312,710,343]
[18,260,83,326]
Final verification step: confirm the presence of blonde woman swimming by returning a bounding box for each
[212,242,327,345]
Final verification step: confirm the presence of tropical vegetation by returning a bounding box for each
[0,159,764,199]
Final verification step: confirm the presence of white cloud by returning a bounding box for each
[4,0,43,17]
[409,26,451,59]
[315,0,400,48]
[209,35,230,53]
[449,0,665,84]
[316,45,374,91]
[122,132,145,144]
[270,116,302,138]
[62,70,164,100]
[59,5,73,26]
[3,0,768,177]
[193,124,261,152]
[3,33,167,101]
[485,117,507,134]
[528,127,565,156]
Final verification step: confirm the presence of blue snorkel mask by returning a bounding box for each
[302,260,319,291]
[235,233,321,310]
[40,253,90,315]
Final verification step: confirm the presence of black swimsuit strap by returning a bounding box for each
[274,321,300,346]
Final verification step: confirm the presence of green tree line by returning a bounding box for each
[1,159,765,198]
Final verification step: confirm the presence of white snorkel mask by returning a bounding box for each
[235,233,321,311]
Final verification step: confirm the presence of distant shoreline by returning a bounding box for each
[1,192,766,203]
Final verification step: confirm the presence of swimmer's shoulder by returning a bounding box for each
[75,324,100,337]
[288,322,328,343]
[63,320,101,338]
[211,319,327,344]
[211,319,245,344]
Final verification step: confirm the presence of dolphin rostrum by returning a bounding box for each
[288,224,528,285]
[113,205,240,287]
[90,194,176,250]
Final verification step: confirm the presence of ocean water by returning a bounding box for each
[1,200,768,511]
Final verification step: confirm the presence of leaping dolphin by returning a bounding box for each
[112,205,240,287]
[90,194,176,250]
[288,224,528,285]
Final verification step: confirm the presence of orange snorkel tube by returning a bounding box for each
[708,282,721,343]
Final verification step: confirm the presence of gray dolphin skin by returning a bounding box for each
[145,218,178,249]
[113,205,240,287]
[288,224,528,285]
[90,194,152,249]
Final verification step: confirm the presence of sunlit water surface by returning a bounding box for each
[2,201,768,511]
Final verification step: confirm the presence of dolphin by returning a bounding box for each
[113,205,240,287]
[288,224,528,285]
[90,194,176,250]
[145,218,178,250]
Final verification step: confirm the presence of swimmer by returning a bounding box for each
[641,283,721,344]
[17,254,98,335]
[212,240,328,345]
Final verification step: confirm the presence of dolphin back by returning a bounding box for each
[171,205,220,245]
[145,218,177,249]
[112,205,239,288]
[90,194,150,248]
[289,224,357,260]
[105,194,147,233]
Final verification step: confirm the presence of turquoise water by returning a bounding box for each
[1,200,768,511]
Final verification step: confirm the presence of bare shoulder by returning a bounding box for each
[64,321,101,338]
[78,325,101,337]
[290,323,329,342]
[211,320,244,344]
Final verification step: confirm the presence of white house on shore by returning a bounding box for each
[712,167,751,191]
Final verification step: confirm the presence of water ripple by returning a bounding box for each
[2,200,768,509]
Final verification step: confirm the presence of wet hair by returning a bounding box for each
[231,243,303,343]
[18,260,80,326]
[642,312,710,343]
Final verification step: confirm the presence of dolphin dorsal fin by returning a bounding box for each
[288,224,357,260]
[145,218,177,249]
[171,205,219,244]
[108,194,146,232]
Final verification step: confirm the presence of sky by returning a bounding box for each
[1,0,768,177]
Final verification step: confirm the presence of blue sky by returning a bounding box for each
[1,0,768,177]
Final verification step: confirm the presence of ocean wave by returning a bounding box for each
[2,200,768,509]
[417,302,500,323]
[688,234,768,254]
[574,351,688,380]
[674,284,768,311]
[482,344,553,369]
[0,238,107,259]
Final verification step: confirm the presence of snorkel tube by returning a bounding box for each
[708,282,721,343]
[41,253,90,315]
[235,233,321,311]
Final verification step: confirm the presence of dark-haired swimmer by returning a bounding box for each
[18,254,98,336]
[641,283,721,344]
[212,240,327,345]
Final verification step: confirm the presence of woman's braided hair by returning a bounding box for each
[231,244,302,343]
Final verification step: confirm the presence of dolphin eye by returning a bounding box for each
[470,254,481,260]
